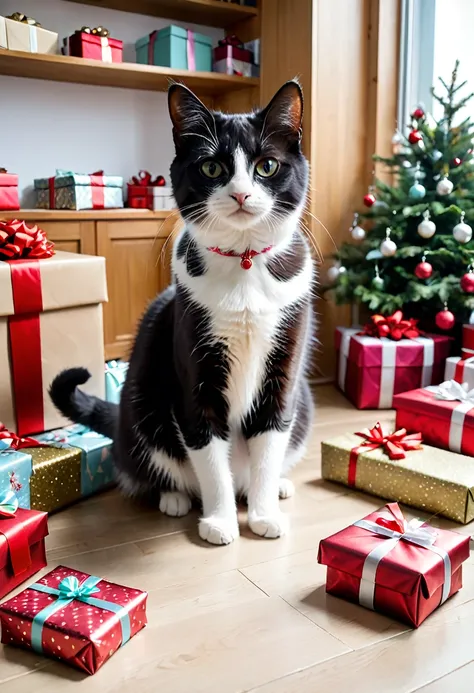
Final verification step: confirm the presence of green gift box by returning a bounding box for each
[135,26,212,72]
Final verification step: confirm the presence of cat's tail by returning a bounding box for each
[49,367,118,439]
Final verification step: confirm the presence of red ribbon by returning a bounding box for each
[148,30,158,65]
[361,310,421,341]
[0,220,54,261]
[0,515,31,576]
[348,422,423,487]
[89,171,105,209]
[130,170,166,187]
[0,423,42,450]
[374,502,407,534]
[218,34,243,48]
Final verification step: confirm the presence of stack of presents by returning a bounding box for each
[0,219,138,674]
[316,311,474,628]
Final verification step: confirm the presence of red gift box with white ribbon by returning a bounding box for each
[0,172,20,211]
[318,502,470,627]
[394,380,474,456]
[67,31,123,63]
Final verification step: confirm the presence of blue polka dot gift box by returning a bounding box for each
[0,565,148,674]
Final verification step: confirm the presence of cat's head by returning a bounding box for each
[168,81,308,253]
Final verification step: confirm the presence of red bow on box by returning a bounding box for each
[348,422,422,486]
[218,34,243,48]
[361,310,421,341]
[130,170,166,187]
[0,424,43,451]
[0,220,54,261]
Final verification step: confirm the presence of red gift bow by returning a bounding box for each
[361,310,421,341]
[0,220,54,261]
[0,424,43,451]
[374,502,408,535]
[130,171,166,187]
[218,34,243,48]
[348,422,423,486]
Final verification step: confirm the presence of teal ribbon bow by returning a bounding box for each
[0,489,19,518]
[30,575,131,653]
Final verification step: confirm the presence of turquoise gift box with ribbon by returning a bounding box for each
[105,360,128,404]
[0,565,148,674]
[0,442,33,510]
[135,25,212,71]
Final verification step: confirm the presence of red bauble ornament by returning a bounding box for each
[363,193,376,207]
[408,130,423,145]
[453,157,462,167]
[412,107,425,120]
[415,261,433,279]
[461,271,474,293]
[240,257,253,270]
[435,308,455,331]
[155,175,166,187]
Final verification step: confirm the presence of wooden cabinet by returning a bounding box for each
[7,210,178,360]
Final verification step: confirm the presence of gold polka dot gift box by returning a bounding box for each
[0,565,148,675]
[321,422,474,523]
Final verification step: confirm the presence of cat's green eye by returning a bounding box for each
[255,158,279,178]
[201,160,223,179]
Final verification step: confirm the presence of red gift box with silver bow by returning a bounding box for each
[394,380,474,457]
[318,502,470,627]
[336,312,452,409]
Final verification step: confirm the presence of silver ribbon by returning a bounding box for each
[354,515,451,610]
[426,379,474,453]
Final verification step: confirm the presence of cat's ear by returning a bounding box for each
[168,84,214,143]
[260,80,303,140]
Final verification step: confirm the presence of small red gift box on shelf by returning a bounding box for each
[66,29,123,63]
[127,170,171,210]
[0,565,147,675]
[0,500,48,600]
[0,170,20,211]
[394,380,474,456]
[336,312,451,409]
[318,502,470,627]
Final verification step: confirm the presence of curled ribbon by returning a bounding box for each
[348,422,422,486]
[30,574,131,654]
[361,310,421,341]
[0,489,19,518]
[0,220,54,261]
[354,503,451,610]
[130,171,166,187]
[0,423,43,451]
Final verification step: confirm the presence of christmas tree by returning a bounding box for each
[327,61,474,333]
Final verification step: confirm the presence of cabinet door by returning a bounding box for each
[97,216,178,360]
[31,221,96,254]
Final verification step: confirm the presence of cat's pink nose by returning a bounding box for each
[231,193,251,206]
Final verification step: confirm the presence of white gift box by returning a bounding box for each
[151,186,175,211]
[213,57,252,77]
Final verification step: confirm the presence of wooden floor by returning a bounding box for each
[1,385,474,692]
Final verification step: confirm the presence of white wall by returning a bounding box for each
[0,0,222,206]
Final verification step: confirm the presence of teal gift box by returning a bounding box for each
[135,25,212,72]
[105,360,128,404]
[0,444,32,510]
[35,425,115,498]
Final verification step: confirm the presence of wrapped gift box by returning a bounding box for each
[35,424,114,503]
[35,170,123,210]
[64,30,123,62]
[244,38,260,65]
[0,443,33,510]
[321,424,474,523]
[0,507,48,600]
[0,238,107,436]
[336,327,451,409]
[105,360,128,404]
[213,38,253,76]
[0,171,20,211]
[318,503,470,627]
[136,26,212,71]
[0,565,147,674]
[23,443,83,513]
[445,355,474,389]
[0,15,58,53]
[394,381,474,457]
[463,324,474,351]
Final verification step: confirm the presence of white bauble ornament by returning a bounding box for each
[338,265,347,274]
[436,177,454,195]
[351,225,366,241]
[417,219,436,239]
[380,238,397,257]
[327,265,341,283]
[453,221,473,244]
[431,149,442,162]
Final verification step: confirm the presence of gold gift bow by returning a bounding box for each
[7,12,41,27]
[79,25,110,38]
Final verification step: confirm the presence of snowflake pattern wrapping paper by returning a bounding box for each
[0,565,148,674]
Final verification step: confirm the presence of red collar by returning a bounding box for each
[207,245,273,270]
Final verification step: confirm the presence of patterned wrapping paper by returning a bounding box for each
[0,508,48,600]
[34,171,123,210]
[22,445,83,513]
[0,447,32,510]
[0,565,148,675]
[321,431,474,523]
[105,360,128,404]
[318,503,470,627]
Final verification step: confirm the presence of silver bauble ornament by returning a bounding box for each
[338,265,347,274]
[453,221,473,244]
[436,177,454,195]
[431,149,442,162]
[417,219,436,239]
[372,275,384,290]
[380,238,397,257]
[373,200,390,210]
[327,265,341,283]
[351,225,366,241]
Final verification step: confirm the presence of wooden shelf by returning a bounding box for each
[3,208,177,221]
[0,50,259,95]
[63,0,258,28]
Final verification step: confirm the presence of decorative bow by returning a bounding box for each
[0,220,54,261]
[7,12,41,27]
[218,34,243,48]
[57,575,100,600]
[0,489,19,519]
[0,168,7,174]
[130,170,166,187]
[355,422,423,460]
[0,423,43,450]
[428,379,474,403]
[361,310,421,341]
[79,25,110,37]
[355,503,439,549]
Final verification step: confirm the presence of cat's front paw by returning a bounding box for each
[159,491,191,517]
[199,516,239,545]
[249,511,288,539]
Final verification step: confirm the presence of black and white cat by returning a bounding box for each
[50,80,315,546]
